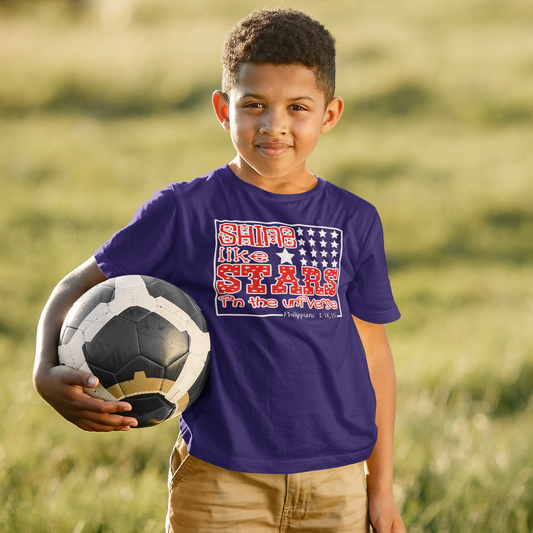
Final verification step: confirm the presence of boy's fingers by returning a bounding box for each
[55,364,99,389]
[86,375,98,387]
[76,409,138,431]
[92,404,138,426]
[77,396,137,425]
[88,397,134,415]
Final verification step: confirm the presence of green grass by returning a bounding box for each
[1,0,533,531]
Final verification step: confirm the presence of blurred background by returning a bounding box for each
[1,0,532,531]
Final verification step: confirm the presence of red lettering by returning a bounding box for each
[237,224,255,246]
[280,226,297,248]
[228,247,250,263]
[241,264,271,294]
[249,251,268,263]
[265,227,282,247]
[302,267,325,296]
[218,295,245,308]
[254,225,266,247]
[218,224,237,245]
[271,265,304,295]
[216,264,241,294]
[248,296,278,309]
[323,269,338,296]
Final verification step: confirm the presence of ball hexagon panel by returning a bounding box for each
[87,364,119,391]
[83,315,140,373]
[126,394,176,427]
[116,356,165,387]
[137,312,189,366]
[143,277,208,333]
[59,325,79,348]
[61,281,116,332]
[58,328,88,370]
[166,354,189,382]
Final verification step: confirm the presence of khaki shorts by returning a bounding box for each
[166,436,370,533]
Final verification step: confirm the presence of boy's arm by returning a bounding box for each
[34,257,138,432]
[352,315,406,533]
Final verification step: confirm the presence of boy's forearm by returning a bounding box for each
[352,316,397,495]
[34,277,79,384]
[365,347,396,495]
[34,257,107,390]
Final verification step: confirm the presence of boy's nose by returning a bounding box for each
[259,109,287,136]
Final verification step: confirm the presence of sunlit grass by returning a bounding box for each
[1,0,533,531]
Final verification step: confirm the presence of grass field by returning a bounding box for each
[1,0,533,531]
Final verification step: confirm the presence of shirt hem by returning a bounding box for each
[187,443,376,475]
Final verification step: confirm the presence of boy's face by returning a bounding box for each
[213,63,343,193]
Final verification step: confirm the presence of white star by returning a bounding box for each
[321,250,328,258]
[331,260,338,268]
[311,249,318,257]
[276,248,295,264]
[331,231,339,239]
[320,240,327,248]
[307,228,315,236]
[299,248,307,256]
[331,241,339,249]
[319,229,327,238]
[309,238,316,247]
[331,250,338,258]
[298,238,306,246]
[311,260,318,267]
[297,228,304,236]
[301,258,308,266]
[322,260,328,268]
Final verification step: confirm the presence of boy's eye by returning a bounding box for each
[289,104,306,111]
[244,102,264,109]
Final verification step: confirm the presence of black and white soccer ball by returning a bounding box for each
[58,275,210,428]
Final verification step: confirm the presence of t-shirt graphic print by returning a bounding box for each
[214,220,343,318]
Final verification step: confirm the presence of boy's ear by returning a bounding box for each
[213,90,231,131]
[320,96,344,134]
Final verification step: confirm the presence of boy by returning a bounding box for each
[34,7,406,533]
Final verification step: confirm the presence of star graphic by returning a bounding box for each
[310,250,318,257]
[276,248,295,264]
[331,241,339,249]
[299,248,307,256]
[311,260,318,267]
[321,250,328,258]
[319,229,327,238]
[301,258,308,266]
[331,250,338,258]
[308,238,316,247]
[298,238,306,246]
[322,260,328,268]
[307,228,315,236]
[297,228,304,236]
[331,260,338,268]
[320,240,327,248]
[331,231,339,239]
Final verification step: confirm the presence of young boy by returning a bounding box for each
[34,7,406,533]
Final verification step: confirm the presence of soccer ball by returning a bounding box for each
[58,275,210,427]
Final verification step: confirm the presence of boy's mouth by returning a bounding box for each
[255,142,291,157]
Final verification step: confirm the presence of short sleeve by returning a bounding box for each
[346,218,400,324]
[94,186,179,281]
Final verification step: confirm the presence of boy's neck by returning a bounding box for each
[228,158,318,195]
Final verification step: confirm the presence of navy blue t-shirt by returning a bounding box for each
[95,164,400,474]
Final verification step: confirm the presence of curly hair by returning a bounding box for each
[221,7,336,103]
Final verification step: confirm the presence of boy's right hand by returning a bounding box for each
[35,364,138,432]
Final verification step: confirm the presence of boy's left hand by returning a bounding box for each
[368,491,406,533]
